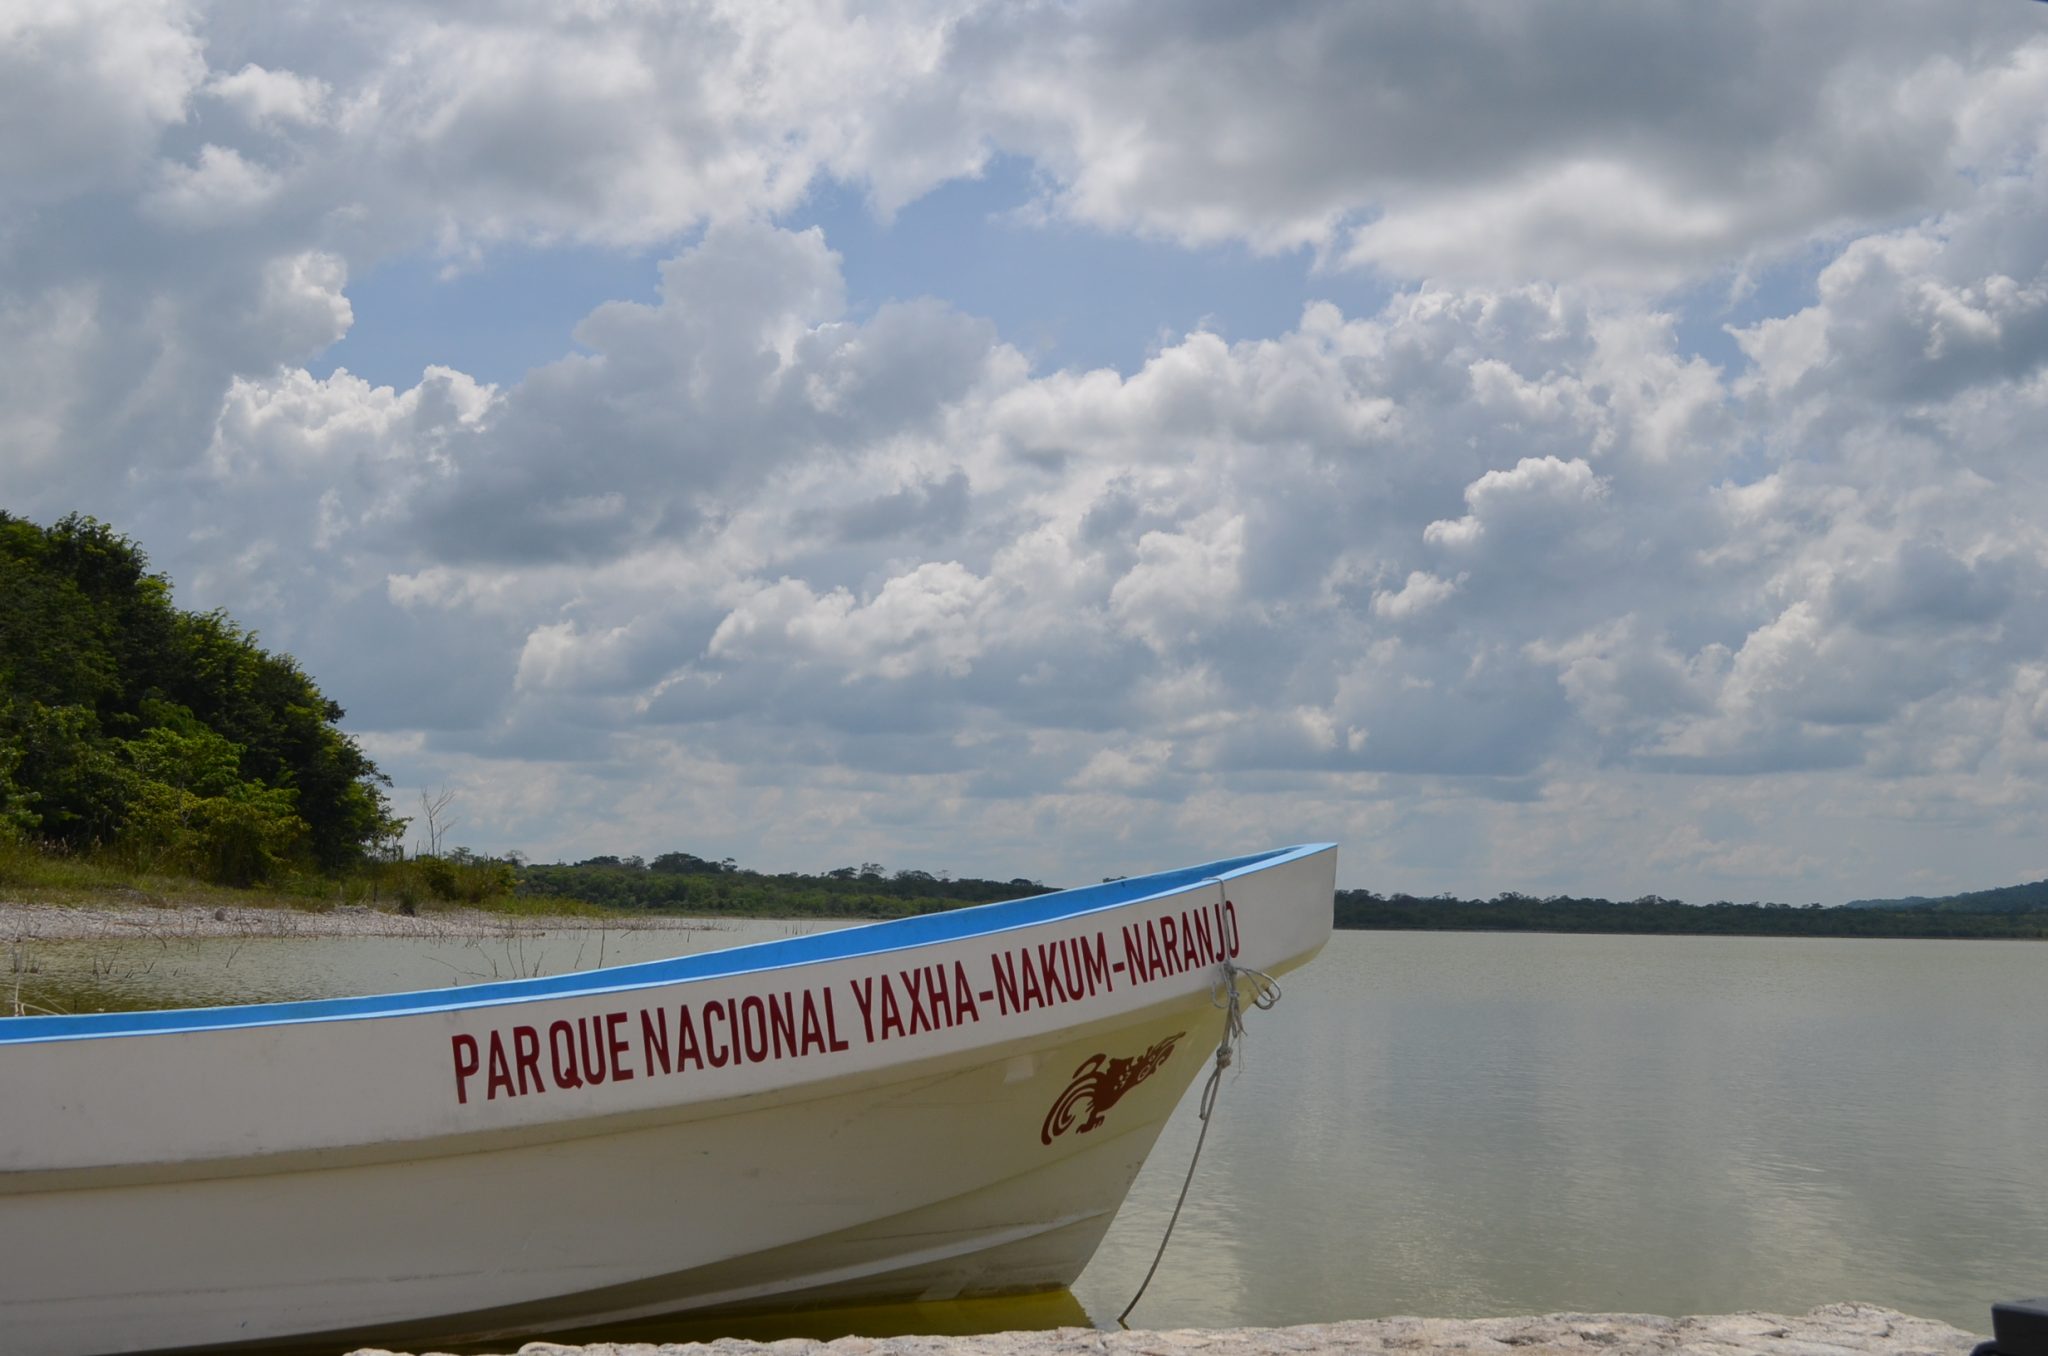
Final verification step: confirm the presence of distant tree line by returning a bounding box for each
[530,867,2048,936]
[1335,889,2048,939]
[516,853,1055,919]
[0,512,397,885]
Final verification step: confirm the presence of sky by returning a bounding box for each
[5,1,2048,903]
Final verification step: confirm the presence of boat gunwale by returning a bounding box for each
[0,843,1334,1044]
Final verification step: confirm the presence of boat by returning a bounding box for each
[0,843,1336,1356]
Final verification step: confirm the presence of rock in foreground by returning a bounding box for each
[348,1302,1980,1356]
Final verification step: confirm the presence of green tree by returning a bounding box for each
[0,510,395,872]
[1,701,131,844]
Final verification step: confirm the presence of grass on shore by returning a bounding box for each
[0,837,614,920]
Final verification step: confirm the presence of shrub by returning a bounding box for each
[122,781,309,887]
[381,853,519,907]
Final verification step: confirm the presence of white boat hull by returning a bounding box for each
[1,845,1336,1356]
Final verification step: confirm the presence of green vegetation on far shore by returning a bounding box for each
[513,852,1053,919]
[0,839,1049,922]
[11,833,2048,939]
[0,833,598,918]
[23,822,2048,943]
[1335,889,2048,939]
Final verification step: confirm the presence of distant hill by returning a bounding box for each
[1334,889,2048,938]
[1841,879,2048,913]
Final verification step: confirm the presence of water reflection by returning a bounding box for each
[1078,932,2046,1334]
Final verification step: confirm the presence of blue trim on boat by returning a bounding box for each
[0,845,1332,1043]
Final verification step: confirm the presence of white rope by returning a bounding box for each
[1116,956,1282,1326]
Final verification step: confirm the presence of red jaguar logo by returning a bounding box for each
[1040,1032,1186,1145]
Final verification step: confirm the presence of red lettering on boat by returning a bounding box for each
[768,991,797,1058]
[606,1011,634,1082]
[824,987,851,1050]
[800,990,828,1055]
[513,1025,543,1094]
[951,961,982,1023]
[485,1032,515,1100]
[899,967,929,1034]
[990,952,1019,1013]
[675,1004,703,1070]
[701,1000,730,1068]
[451,1034,480,1104]
[738,995,768,1063]
[850,977,878,1042]
[547,1021,584,1089]
[1034,941,1070,1005]
[639,1010,670,1076]
[1078,932,1112,995]
[1120,924,1150,983]
[879,975,906,1040]
[575,1015,609,1085]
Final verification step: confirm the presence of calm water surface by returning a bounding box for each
[10,924,2043,1335]
[1082,931,2047,1335]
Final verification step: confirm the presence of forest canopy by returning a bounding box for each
[1333,888,2048,939]
[0,512,395,883]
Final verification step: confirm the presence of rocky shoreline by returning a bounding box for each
[346,1305,1982,1356]
[0,899,702,943]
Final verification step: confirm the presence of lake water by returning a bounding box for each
[9,923,2043,1337]
[1078,930,2046,1336]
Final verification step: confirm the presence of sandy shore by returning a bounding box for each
[345,1305,1984,1356]
[0,899,706,943]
